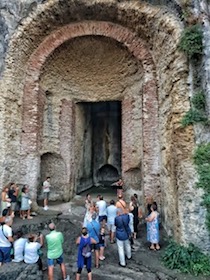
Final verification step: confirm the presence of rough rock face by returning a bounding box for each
[0,0,209,251]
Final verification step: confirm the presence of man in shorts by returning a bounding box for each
[96,195,107,226]
[45,223,69,280]
[43,177,51,210]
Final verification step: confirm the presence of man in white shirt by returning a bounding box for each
[0,216,14,265]
[12,230,27,262]
[96,195,107,225]
[43,177,51,210]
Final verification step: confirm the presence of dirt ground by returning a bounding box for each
[13,187,210,280]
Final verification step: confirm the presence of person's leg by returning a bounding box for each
[76,273,81,280]
[76,268,82,280]
[111,225,116,243]
[37,257,43,270]
[47,259,54,280]
[124,239,132,259]
[44,193,48,209]
[116,239,126,266]
[99,246,105,260]
[87,269,92,280]
[60,263,67,279]
[48,266,54,280]
[95,249,99,268]
[0,248,4,266]
[57,255,68,279]
[2,247,11,264]
[27,209,33,219]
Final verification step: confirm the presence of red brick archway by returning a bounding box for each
[22,21,159,198]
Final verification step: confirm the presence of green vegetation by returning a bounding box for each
[181,91,208,127]
[162,241,210,276]
[194,143,210,231]
[178,24,203,58]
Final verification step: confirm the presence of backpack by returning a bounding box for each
[82,240,91,258]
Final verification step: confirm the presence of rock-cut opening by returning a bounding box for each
[75,101,122,193]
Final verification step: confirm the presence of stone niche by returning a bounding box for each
[39,36,143,196]
[75,101,121,192]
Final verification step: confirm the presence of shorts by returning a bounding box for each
[11,202,17,211]
[107,223,116,233]
[99,215,107,223]
[43,192,50,200]
[48,254,63,266]
[0,246,12,263]
[99,243,105,248]
[91,243,100,251]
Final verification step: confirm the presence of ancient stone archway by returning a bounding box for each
[21,21,159,201]
[1,0,207,249]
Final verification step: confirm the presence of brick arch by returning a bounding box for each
[22,21,159,198]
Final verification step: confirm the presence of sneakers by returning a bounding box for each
[99,256,105,261]
[43,206,48,210]
[64,275,70,280]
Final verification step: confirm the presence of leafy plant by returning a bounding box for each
[162,241,210,276]
[178,24,203,58]
[194,143,210,231]
[181,108,207,127]
[191,91,206,111]
[181,91,208,127]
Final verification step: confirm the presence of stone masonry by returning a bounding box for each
[0,0,210,251]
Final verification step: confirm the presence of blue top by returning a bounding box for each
[77,236,91,269]
[86,220,100,243]
[115,214,131,240]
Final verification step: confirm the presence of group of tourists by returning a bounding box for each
[0,183,33,221]
[0,216,70,280]
[0,177,160,280]
[77,191,160,279]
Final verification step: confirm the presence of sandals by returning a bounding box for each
[149,246,156,251]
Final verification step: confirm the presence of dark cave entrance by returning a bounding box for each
[75,101,122,193]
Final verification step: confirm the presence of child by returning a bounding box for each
[99,226,106,261]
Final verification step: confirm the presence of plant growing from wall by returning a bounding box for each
[162,241,210,276]
[194,143,210,231]
[181,90,208,127]
[178,24,203,58]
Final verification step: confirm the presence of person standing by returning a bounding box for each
[106,200,117,244]
[1,185,11,215]
[20,185,33,220]
[0,216,14,266]
[45,223,69,280]
[145,203,160,251]
[86,213,100,269]
[96,195,107,226]
[114,209,132,267]
[43,177,51,210]
[111,178,124,197]
[129,196,142,239]
[8,183,19,216]
[116,195,127,214]
[76,227,97,280]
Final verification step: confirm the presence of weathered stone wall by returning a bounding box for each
[0,0,209,250]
